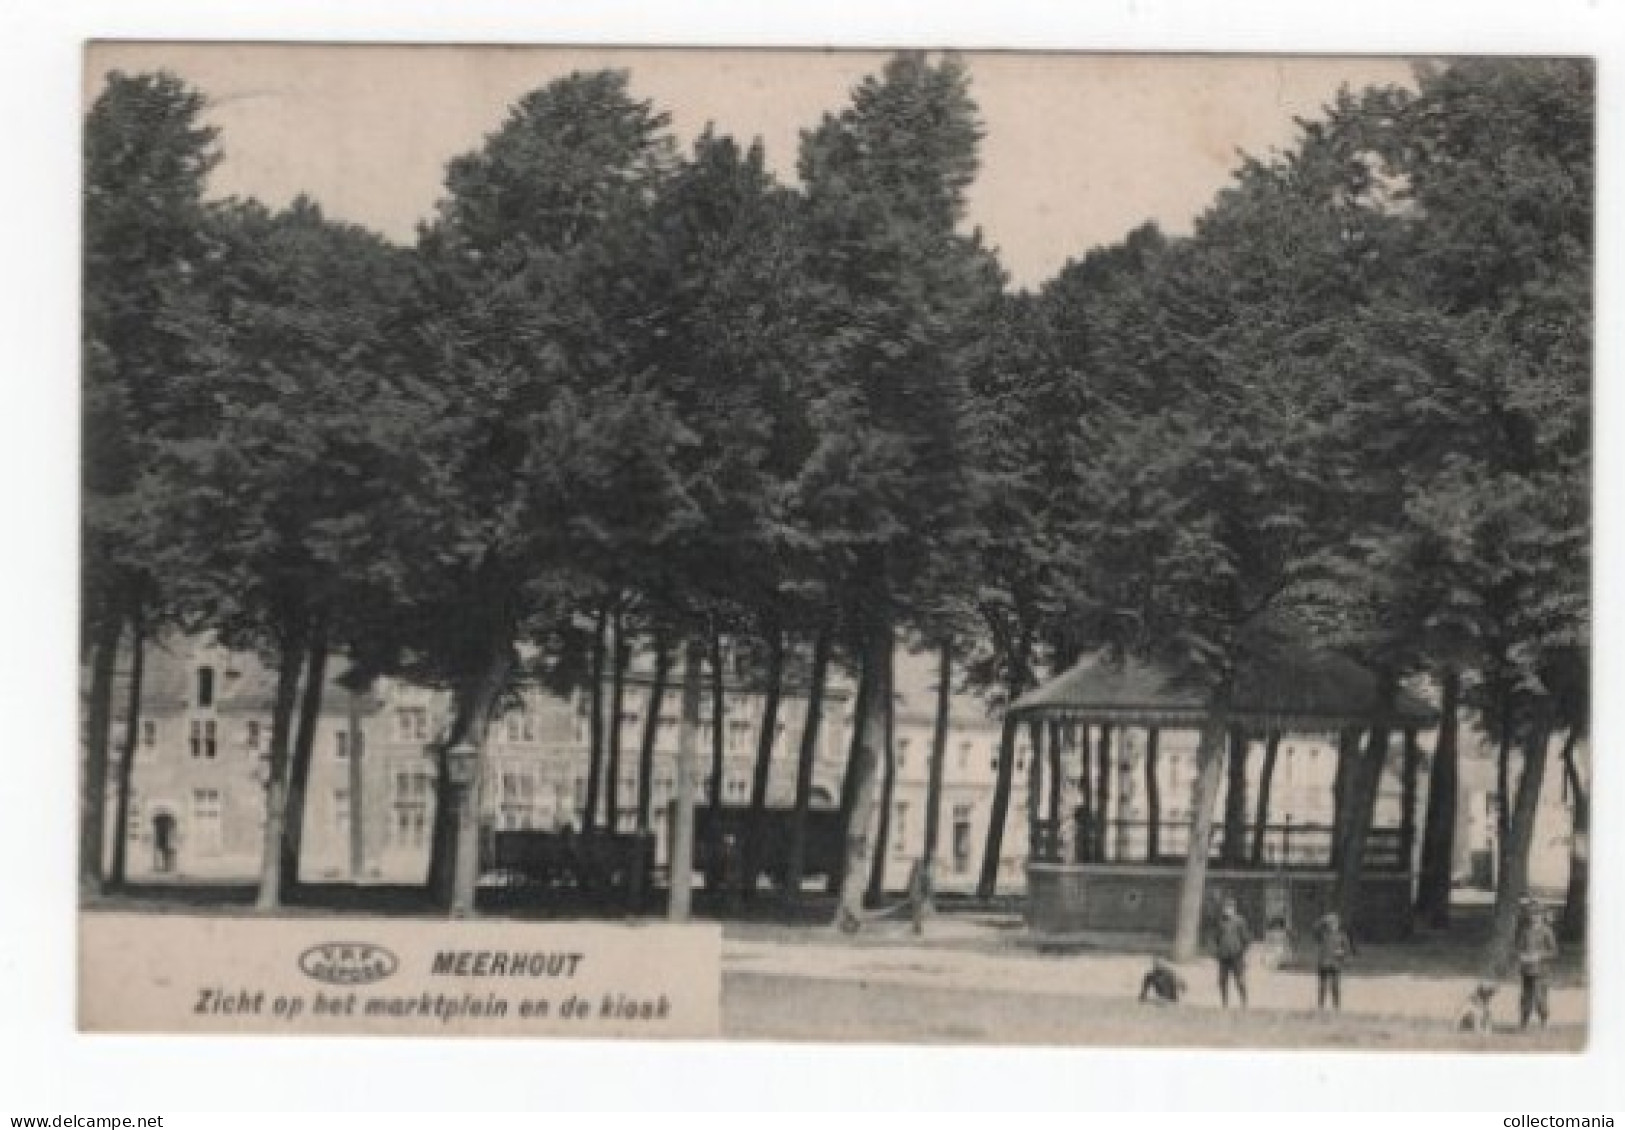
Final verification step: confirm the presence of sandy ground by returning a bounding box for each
[722,971,1582,1049]
[719,917,1586,1048]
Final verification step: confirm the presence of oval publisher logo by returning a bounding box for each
[298,942,399,986]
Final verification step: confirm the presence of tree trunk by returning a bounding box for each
[1066,724,1090,862]
[109,610,145,888]
[1485,717,1554,974]
[783,624,831,905]
[582,607,609,834]
[829,648,872,896]
[427,710,456,903]
[707,629,727,872]
[1144,728,1162,862]
[866,645,896,905]
[834,614,891,932]
[1559,730,1586,945]
[742,628,785,902]
[80,614,122,898]
[279,614,330,902]
[347,677,366,880]
[1330,727,1361,869]
[1399,727,1422,879]
[1114,735,1133,862]
[1045,721,1063,831]
[1172,707,1231,962]
[448,644,514,917]
[976,662,1029,900]
[668,637,705,922]
[1095,724,1114,862]
[1023,717,1044,858]
[605,612,629,832]
[1075,723,1095,862]
[1222,725,1248,867]
[1415,668,1460,927]
[1495,696,1513,881]
[1334,724,1390,929]
[636,632,672,834]
[922,641,951,872]
[1249,731,1281,866]
[255,622,309,912]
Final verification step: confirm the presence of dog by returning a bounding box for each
[1457,982,1498,1034]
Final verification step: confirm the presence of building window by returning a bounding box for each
[897,738,910,770]
[141,721,157,747]
[334,789,350,836]
[397,708,428,742]
[952,803,974,874]
[500,771,523,799]
[894,802,909,853]
[245,721,260,751]
[196,666,215,709]
[393,806,427,849]
[190,720,217,759]
[958,742,972,771]
[191,788,222,855]
[335,731,349,759]
[391,769,432,849]
[505,714,523,743]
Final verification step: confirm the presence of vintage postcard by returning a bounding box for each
[79,43,1591,1049]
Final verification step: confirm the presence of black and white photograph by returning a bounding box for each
[75,41,1592,1053]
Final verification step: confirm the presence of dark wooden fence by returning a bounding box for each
[1030,818,1410,872]
[482,804,845,893]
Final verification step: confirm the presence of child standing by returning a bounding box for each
[1516,901,1559,1030]
[1212,898,1252,1009]
[1312,911,1355,1012]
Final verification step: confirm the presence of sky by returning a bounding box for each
[86,44,1414,289]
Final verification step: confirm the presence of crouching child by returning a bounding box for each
[1140,956,1188,1005]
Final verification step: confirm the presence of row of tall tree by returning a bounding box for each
[83,54,1590,967]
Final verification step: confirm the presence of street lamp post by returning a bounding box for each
[446,739,480,918]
